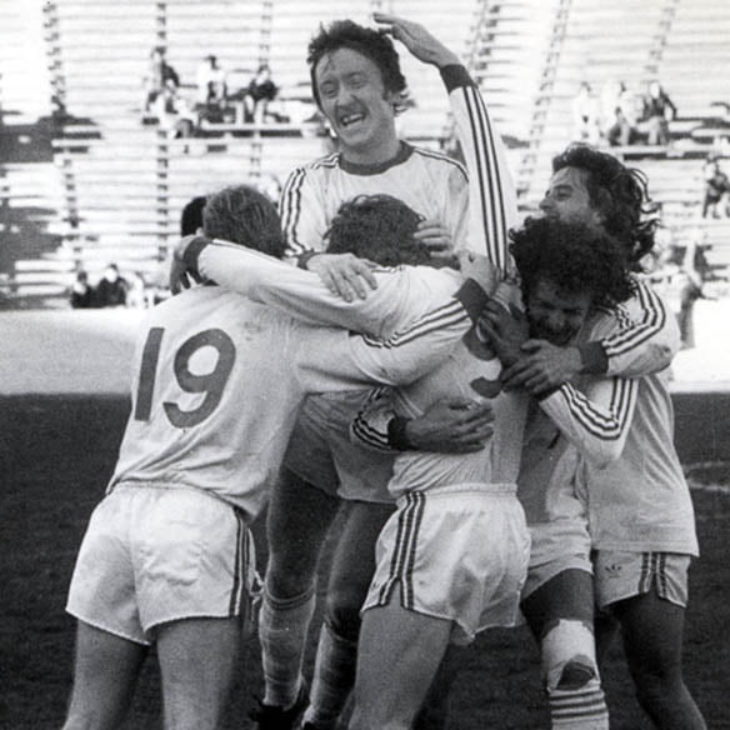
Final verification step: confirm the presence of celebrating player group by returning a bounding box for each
[61,13,706,730]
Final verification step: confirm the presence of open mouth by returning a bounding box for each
[339,112,365,129]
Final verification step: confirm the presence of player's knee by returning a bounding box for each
[265,558,317,599]
[324,598,362,643]
[542,618,599,692]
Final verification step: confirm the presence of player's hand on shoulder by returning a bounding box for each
[478,301,529,368]
[373,13,460,68]
[406,397,494,453]
[306,253,378,302]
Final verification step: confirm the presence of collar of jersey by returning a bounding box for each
[338,141,413,175]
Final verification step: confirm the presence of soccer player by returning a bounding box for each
[369,143,685,729]
[256,17,510,729]
[486,218,706,729]
[173,15,523,730]
[347,216,633,730]
[61,185,490,730]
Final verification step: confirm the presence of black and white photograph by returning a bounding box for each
[1,1,728,728]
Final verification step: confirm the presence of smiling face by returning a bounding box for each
[538,166,604,230]
[313,48,400,165]
[526,278,593,347]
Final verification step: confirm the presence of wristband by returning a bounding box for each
[297,250,321,270]
[387,416,413,451]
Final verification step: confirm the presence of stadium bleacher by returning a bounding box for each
[1,0,730,305]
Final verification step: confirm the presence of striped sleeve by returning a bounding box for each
[350,387,398,453]
[279,159,334,259]
[195,239,410,338]
[443,65,519,274]
[599,279,680,377]
[295,296,473,392]
[539,376,638,467]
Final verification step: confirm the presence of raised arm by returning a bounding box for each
[375,12,519,274]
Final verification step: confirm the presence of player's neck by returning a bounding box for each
[340,139,409,174]
[340,134,402,168]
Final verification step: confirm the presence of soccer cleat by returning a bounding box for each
[249,684,309,730]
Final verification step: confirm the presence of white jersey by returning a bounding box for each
[536,304,698,556]
[280,142,469,259]
[363,346,527,499]
[109,284,477,521]
[516,283,682,560]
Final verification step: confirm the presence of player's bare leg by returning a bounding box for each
[156,616,243,730]
[303,500,394,728]
[256,468,340,720]
[349,584,452,730]
[62,621,147,730]
[613,590,706,729]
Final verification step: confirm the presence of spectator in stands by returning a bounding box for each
[572,81,600,145]
[243,64,279,123]
[702,153,730,218]
[143,47,180,115]
[93,264,128,308]
[196,54,227,108]
[641,81,676,146]
[70,270,93,309]
[601,80,638,147]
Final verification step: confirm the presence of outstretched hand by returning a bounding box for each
[373,13,460,68]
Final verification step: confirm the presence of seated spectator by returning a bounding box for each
[70,270,93,309]
[94,264,128,307]
[196,55,227,108]
[641,81,676,146]
[601,80,638,147]
[702,153,730,218]
[154,83,198,139]
[243,64,279,123]
[142,47,180,115]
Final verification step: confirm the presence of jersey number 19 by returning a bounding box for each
[134,326,236,428]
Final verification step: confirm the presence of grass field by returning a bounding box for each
[2,394,729,729]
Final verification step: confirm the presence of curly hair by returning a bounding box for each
[203,185,286,259]
[510,217,633,310]
[552,143,657,269]
[325,194,430,267]
[307,20,408,112]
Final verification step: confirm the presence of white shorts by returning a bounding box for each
[283,392,394,504]
[522,522,593,600]
[362,483,530,644]
[593,550,691,610]
[66,483,258,645]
